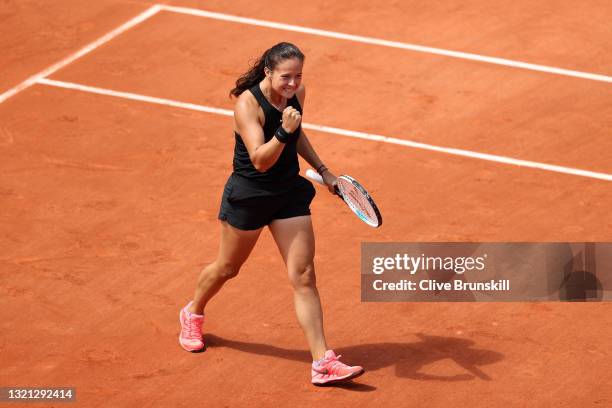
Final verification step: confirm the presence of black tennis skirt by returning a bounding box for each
[218,173,316,230]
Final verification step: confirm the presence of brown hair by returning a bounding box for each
[229,42,305,97]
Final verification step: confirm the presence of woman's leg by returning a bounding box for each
[190,221,263,314]
[268,215,328,361]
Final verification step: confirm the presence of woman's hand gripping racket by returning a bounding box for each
[305,169,382,228]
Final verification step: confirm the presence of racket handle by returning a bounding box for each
[305,168,342,198]
[305,168,325,185]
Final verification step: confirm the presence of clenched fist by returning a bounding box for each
[281,106,301,133]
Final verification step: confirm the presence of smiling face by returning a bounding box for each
[265,57,303,99]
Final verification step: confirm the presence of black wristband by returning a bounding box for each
[275,126,291,143]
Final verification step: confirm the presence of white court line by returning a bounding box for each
[158,4,612,84]
[37,78,612,182]
[0,5,161,104]
[37,78,233,117]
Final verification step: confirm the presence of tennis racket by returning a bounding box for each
[305,168,382,228]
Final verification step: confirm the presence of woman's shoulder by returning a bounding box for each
[296,84,305,106]
[234,88,265,128]
[235,89,260,113]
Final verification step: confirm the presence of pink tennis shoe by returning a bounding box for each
[179,301,205,352]
[311,350,364,385]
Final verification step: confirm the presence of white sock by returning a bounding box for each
[313,357,326,366]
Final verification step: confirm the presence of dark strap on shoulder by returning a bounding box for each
[249,84,276,115]
[289,94,302,113]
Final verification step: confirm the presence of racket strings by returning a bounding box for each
[337,180,379,225]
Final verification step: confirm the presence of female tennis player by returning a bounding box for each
[178,42,364,385]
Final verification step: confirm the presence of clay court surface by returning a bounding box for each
[1,1,612,406]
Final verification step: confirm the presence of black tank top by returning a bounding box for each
[232,83,302,186]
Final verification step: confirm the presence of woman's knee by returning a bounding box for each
[217,260,243,280]
[289,263,316,289]
[201,260,242,281]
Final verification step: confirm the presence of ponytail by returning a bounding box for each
[229,42,305,98]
